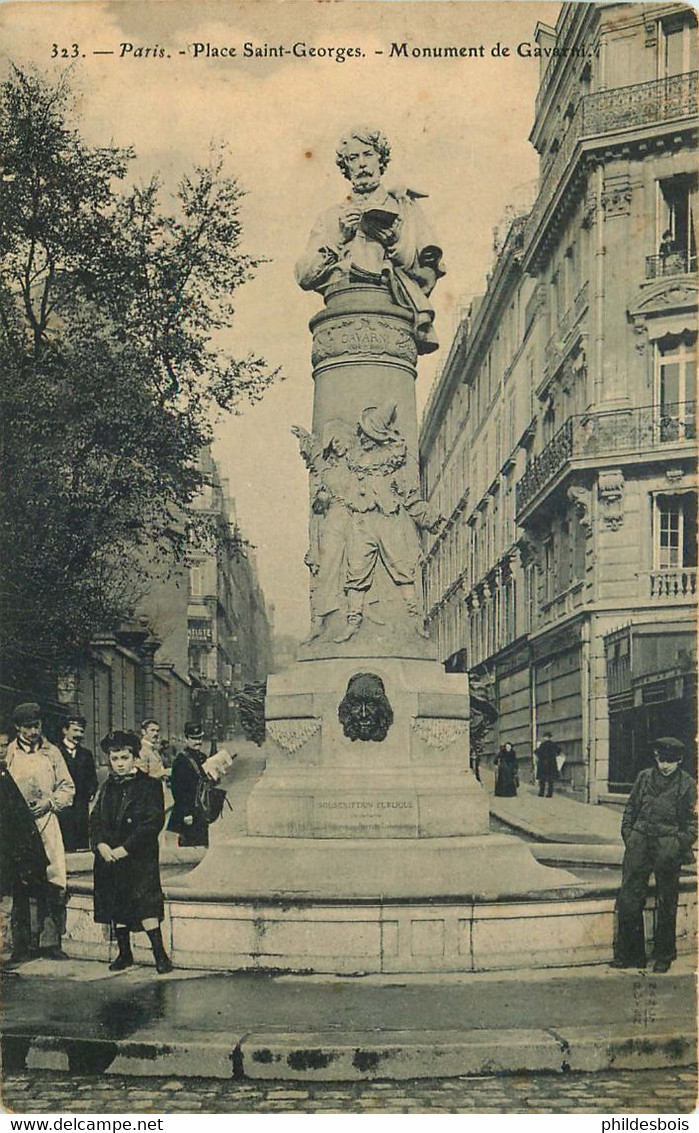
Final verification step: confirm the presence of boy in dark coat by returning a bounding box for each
[57,714,98,852]
[167,721,210,847]
[90,731,172,974]
[612,736,697,973]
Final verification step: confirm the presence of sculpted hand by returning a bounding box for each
[338,207,361,243]
[30,799,52,818]
[184,815,194,826]
[97,843,117,862]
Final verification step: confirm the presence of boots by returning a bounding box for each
[146,926,173,974]
[109,926,133,971]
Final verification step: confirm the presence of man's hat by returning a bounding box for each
[184,721,205,740]
[653,736,685,761]
[12,701,42,725]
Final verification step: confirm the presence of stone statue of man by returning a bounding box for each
[295,126,445,354]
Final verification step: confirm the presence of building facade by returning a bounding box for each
[187,449,274,738]
[420,1,697,800]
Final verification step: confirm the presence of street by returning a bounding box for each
[2,1067,697,1114]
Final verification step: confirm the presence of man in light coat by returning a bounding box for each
[6,702,74,962]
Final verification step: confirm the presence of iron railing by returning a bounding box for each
[527,71,698,244]
[516,401,696,514]
[646,251,697,279]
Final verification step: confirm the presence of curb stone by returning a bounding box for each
[2,1020,695,1082]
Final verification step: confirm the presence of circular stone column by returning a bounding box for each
[309,283,419,461]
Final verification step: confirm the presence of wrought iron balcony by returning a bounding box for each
[527,71,698,244]
[516,401,696,515]
[646,251,697,279]
[647,568,697,601]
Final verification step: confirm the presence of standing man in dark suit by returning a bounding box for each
[167,722,211,847]
[57,715,98,852]
[535,731,561,798]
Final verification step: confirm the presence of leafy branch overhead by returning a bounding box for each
[0,65,278,686]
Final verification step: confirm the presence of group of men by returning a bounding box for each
[0,703,171,966]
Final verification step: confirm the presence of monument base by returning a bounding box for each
[248,656,485,838]
[182,833,581,900]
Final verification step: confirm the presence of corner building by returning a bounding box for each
[420,1,697,800]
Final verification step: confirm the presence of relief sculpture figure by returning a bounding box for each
[294,405,443,645]
[334,403,442,643]
[295,125,445,354]
[293,419,355,643]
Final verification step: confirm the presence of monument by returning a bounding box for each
[63,129,695,976]
[183,127,581,968]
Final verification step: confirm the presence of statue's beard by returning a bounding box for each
[352,177,380,194]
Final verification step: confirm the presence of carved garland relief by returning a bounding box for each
[267,718,322,755]
[598,469,625,530]
[411,718,470,751]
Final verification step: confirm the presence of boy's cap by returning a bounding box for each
[13,702,42,725]
[653,736,685,760]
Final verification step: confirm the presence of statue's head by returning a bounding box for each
[338,672,394,742]
[336,126,391,192]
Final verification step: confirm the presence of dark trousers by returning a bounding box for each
[614,833,682,965]
[11,883,66,956]
[538,776,555,797]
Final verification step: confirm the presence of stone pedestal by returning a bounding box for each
[247,657,483,839]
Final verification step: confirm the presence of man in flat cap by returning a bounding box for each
[612,736,697,973]
[6,702,74,962]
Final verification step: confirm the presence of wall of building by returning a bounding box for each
[419,0,697,798]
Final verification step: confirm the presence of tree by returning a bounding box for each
[0,66,277,692]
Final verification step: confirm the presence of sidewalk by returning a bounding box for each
[490,784,623,844]
[1,955,695,1081]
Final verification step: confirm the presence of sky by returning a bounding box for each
[1,0,561,641]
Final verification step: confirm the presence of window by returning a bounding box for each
[524,562,537,631]
[656,175,697,273]
[656,335,697,440]
[543,535,554,605]
[659,15,698,78]
[654,493,697,570]
[190,565,203,596]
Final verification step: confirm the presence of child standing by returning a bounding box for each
[90,731,172,973]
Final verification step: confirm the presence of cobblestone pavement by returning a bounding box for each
[2,1068,697,1114]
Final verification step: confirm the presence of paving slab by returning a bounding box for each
[490,786,623,844]
[1,956,695,1081]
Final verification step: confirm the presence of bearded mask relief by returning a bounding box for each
[337,673,394,742]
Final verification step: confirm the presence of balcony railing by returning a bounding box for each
[646,251,697,279]
[527,72,698,244]
[647,568,697,600]
[516,401,696,515]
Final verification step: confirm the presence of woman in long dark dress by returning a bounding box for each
[494,742,519,798]
[90,730,172,974]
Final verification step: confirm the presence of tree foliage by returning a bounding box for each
[0,66,276,690]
